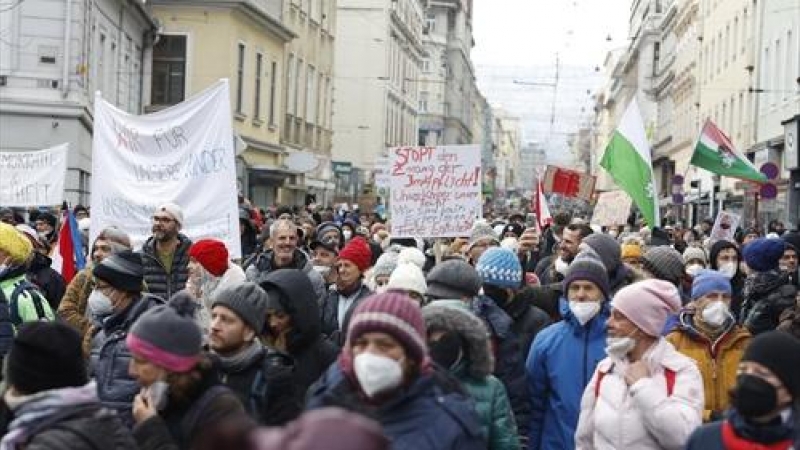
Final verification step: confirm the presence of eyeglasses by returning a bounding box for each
[152,216,175,223]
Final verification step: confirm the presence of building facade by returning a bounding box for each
[331,0,425,204]
[148,0,295,207]
[0,0,156,206]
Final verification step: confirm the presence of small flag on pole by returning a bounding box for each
[56,203,86,283]
[534,179,553,232]
[599,100,660,227]
[690,120,767,183]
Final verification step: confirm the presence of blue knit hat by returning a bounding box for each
[691,269,732,300]
[475,247,522,289]
[742,237,785,272]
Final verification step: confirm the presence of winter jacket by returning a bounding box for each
[245,248,326,301]
[57,267,95,336]
[319,282,373,345]
[258,269,339,393]
[575,339,704,450]
[741,270,797,335]
[26,251,66,310]
[1,266,55,326]
[140,234,192,301]
[534,255,564,286]
[778,299,800,340]
[685,408,800,450]
[307,364,487,450]
[9,403,137,450]
[217,346,302,425]
[423,300,520,450]
[527,298,609,450]
[498,294,551,358]
[471,295,532,440]
[133,363,254,450]
[518,283,563,322]
[89,294,164,425]
[666,312,751,421]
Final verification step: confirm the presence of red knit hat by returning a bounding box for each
[338,237,372,272]
[188,239,229,277]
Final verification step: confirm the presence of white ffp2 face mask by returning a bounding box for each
[87,290,114,316]
[605,335,636,359]
[701,300,730,328]
[685,264,704,277]
[569,301,601,326]
[718,262,737,279]
[353,352,403,397]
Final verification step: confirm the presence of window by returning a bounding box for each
[269,61,277,125]
[306,65,316,123]
[295,59,303,118]
[652,42,660,76]
[236,43,245,114]
[151,35,186,106]
[786,30,793,101]
[254,53,263,119]
[425,13,435,34]
[419,91,428,113]
[773,38,780,105]
[286,54,295,115]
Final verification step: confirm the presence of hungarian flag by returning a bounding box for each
[533,179,553,232]
[600,100,660,227]
[56,204,86,282]
[690,120,767,183]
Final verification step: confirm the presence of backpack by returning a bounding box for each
[595,367,676,398]
[0,279,51,356]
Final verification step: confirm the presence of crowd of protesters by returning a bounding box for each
[0,201,799,450]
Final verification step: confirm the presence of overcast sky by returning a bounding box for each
[472,0,633,67]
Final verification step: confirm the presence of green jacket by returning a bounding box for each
[456,368,520,450]
[1,270,56,325]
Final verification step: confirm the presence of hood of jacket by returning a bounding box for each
[258,268,322,351]
[674,309,749,344]
[422,303,494,379]
[28,251,53,271]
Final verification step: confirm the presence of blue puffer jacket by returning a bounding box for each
[525,297,609,450]
[307,364,486,450]
[90,294,164,426]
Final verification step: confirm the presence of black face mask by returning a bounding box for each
[428,332,464,370]
[731,374,779,418]
[482,284,511,307]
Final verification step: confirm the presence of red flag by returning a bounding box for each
[534,180,553,232]
[58,211,77,282]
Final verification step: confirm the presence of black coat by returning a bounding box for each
[500,295,552,358]
[258,269,340,392]
[140,234,192,301]
[320,282,373,346]
[27,252,66,310]
[13,404,136,450]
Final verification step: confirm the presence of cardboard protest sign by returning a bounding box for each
[389,145,481,237]
[710,210,741,243]
[591,190,633,227]
[90,80,241,257]
[0,144,68,206]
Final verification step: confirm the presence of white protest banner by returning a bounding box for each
[592,190,633,227]
[0,144,68,206]
[389,145,481,237]
[710,210,741,243]
[90,80,241,257]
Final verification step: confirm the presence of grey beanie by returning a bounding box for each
[372,250,400,278]
[211,281,269,333]
[468,221,499,250]
[563,249,611,297]
[426,259,482,299]
[642,246,685,286]
[581,233,622,274]
[682,246,707,265]
[126,292,202,373]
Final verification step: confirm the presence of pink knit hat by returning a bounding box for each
[612,279,682,337]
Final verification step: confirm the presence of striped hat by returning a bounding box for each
[475,247,523,289]
[345,292,427,365]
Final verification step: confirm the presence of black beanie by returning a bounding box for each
[741,331,800,399]
[93,250,144,293]
[7,322,87,394]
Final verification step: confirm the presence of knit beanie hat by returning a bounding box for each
[475,247,523,289]
[682,246,708,265]
[189,239,229,277]
[621,242,643,259]
[743,237,786,272]
[7,322,87,394]
[339,237,373,272]
[345,292,427,365]
[581,233,622,273]
[426,259,482,299]
[37,212,57,229]
[95,227,132,252]
[642,246,685,285]
[741,331,800,399]
[93,250,144,293]
[126,292,203,373]
[468,220,499,250]
[691,269,732,300]
[371,250,400,279]
[156,202,184,226]
[211,281,269,333]
[386,262,427,296]
[0,222,32,264]
[612,279,682,337]
[782,232,800,252]
[397,247,426,270]
[316,222,342,241]
[563,249,610,297]
[502,223,524,238]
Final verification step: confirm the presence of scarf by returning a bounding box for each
[216,340,264,374]
[721,408,796,449]
[1,382,100,450]
[744,270,790,299]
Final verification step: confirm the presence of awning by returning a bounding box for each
[248,165,294,184]
[240,136,285,155]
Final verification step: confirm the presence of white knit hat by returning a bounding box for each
[386,262,427,296]
[397,246,426,269]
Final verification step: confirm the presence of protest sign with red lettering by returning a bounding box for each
[389,145,481,238]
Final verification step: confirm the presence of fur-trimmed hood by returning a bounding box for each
[422,301,494,379]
